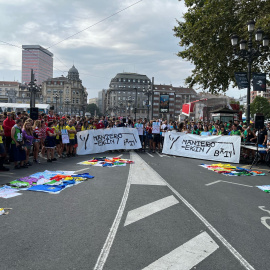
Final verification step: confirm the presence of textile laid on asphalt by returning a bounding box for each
[78,157,134,167]
[200,163,265,176]
[0,186,22,199]
[257,185,270,193]
[0,171,94,198]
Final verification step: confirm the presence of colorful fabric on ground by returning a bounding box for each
[257,185,270,193]
[9,180,30,188]
[200,163,265,176]
[0,186,22,199]
[28,185,65,193]
[2,170,93,198]
[78,157,134,167]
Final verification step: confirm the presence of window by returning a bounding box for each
[73,91,75,94]
[76,91,79,95]
[76,99,79,104]
[46,97,51,103]
[72,99,75,104]
[47,89,51,93]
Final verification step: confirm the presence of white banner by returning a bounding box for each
[77,128,142,155]
[162,132,241,163]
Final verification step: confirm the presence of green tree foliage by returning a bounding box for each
[250,96,270,119]
[86,103,101,117]
[174,0,270,94]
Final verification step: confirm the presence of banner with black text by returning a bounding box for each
[77,128,142,155]
[162,132,241,163]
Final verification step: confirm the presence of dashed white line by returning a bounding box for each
[142,231,219,270]
[124,195,179,226]
[146,152,154,157]
[206,180,253,188]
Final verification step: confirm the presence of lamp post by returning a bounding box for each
[28,69,41,108]
[143,86,152,121]
[134,87,138,121]
[127,96,133,118]
[230,20,269,124]
[53,94,59,114]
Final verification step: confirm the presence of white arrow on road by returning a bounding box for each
[142,231,219,270]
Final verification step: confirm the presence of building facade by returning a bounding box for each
[0,81,20,103]
[97,89,106,115]
[152,84,198,120]
[105,72,152,119]
[88,98,98,105]
[42,65,88,115]
[22,45,53,85]
[251,86,270,103]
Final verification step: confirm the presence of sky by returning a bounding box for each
[0,0,246,100]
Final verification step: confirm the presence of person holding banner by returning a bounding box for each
[152,121,161,153]
[58,119,67,158]
[66,120,77,157]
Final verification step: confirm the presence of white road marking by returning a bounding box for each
[258,206,270,231]
[74,168,89,173]
[146,152,154,158]
[206,180,253,188]
[130,152,166,186]
[142,231,219,270]
[124,195,179,226]
[93,153,133,270]
[132,152,255,270]
[156,152,165,158]
[205,180,222,186]
[116,154,123,158]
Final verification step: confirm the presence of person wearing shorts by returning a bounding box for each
[66,120,77,157]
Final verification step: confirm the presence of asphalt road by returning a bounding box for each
[1,151,270,270]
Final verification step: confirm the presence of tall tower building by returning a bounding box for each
[22,45,53,85]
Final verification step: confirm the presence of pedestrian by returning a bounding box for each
[45,121,57,162]
[10,119,27,169]
[0,118,9,171]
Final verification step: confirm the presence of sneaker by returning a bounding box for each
[26,162,32,166]
[47,159,52,162]
[21,164,28,168]
[0,166,9,171]
[14,165,20,169]
[51,158,57,161]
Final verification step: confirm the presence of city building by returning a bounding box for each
[22,45,53,85]
[42,65,87,115]
[152,84,198,120]
[88,98,98,105]
[97,89,106,115]
[105,72,152,119]
[0,81,20,103]
[251,86,270,103]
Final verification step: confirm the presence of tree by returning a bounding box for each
[250,96,270,119]
[85,103,101,117]
[173,0,270,94]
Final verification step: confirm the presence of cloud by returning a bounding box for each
[0,0,210,100]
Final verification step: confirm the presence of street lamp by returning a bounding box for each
[27,69,41,108]
[143,86,152,121]
[53,94,59,114]
[127,96,133,118]
[134,87,138,121]
[230,20,269,124]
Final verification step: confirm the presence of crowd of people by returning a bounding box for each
[0,109,269,171]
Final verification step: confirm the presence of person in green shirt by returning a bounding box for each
[230,124,241,136]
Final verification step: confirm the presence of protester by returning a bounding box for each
[10,119,27,169]
[45,121,57,162]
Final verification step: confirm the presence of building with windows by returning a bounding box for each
[0,81,20,103]
[251,86,270,103]
[42,65,88,115]
[97,89,106,115]
[105,72,152,119]
[152,84,198,120]
[22,45,53,85]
